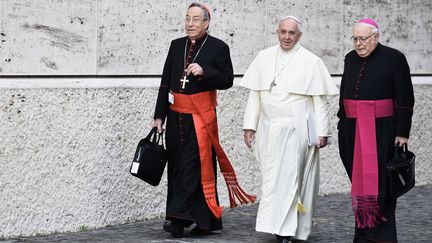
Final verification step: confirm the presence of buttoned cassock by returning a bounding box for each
[337,43,414,242]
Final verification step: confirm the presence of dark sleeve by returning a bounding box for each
[337,59,347,130]
[153,42,173,122]
[393,52,414,138]
[199,44,234,90]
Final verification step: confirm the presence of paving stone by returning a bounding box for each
[3,186,431,242]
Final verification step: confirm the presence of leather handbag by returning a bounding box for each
[130,127,167,186]
[386,143,415,199]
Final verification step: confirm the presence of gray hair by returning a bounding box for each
[188,2,210,21]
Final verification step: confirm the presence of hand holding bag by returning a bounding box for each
[130,127,167,186]
[386,143,415,198]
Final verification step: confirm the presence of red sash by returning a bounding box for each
[170,91,256,219]
[344,99,394,228]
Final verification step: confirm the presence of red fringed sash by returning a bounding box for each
[170,91,256,218]
[344,99,394,228]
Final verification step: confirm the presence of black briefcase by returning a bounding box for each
[130,127,167,186]
[386,143,415,199]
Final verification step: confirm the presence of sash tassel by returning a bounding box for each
[352,195,387,228]
[223,172,257,208]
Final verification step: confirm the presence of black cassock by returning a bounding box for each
[154,34,233,230]
[337,43,414,242]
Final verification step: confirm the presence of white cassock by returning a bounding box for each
[241,43,338,240]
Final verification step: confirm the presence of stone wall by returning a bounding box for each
[1,81,431,238]
[1,0,431,74]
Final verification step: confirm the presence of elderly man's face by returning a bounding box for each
[185,6,209,41]
[277,19,302,51]
[352,24,379,57]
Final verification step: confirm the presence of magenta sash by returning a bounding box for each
[344,99,394,228]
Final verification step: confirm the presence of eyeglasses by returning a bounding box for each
[185,17,205,24]
[350,32,376,43]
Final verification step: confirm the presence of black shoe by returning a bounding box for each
[163,222,184,238]
[276,235,292,243]
[190,225,211,235]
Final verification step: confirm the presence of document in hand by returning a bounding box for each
[307,112,319,146]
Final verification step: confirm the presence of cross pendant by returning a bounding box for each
[180,75,189,89]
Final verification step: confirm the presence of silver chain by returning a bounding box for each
[270,46,299,92]
[183,35,209,70]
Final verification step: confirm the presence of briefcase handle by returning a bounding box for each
[393,143,412,162]
[147,127,165,147]
[394,142,408,153]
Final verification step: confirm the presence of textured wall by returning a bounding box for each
[1,83,431,238]
[1,0,431,74]
[0,0,97,74]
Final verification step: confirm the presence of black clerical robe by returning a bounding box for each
[337,43,414,242]
[154,34,233,230]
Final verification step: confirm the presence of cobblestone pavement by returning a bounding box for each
[3,186,431,243]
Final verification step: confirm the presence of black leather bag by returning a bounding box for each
[386,143,415,199]
[130,127,167,186]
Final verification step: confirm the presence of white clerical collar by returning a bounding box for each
[278,43,301,55]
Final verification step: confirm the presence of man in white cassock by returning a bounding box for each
[241,16,338,243]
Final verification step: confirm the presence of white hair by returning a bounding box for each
[353,22,379,34]
[279,15,302,32]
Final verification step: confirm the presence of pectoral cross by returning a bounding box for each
[180,75,189,89]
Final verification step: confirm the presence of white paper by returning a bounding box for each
[131,162,140,174]
[168,92,174,104]
[307,113,319,146]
